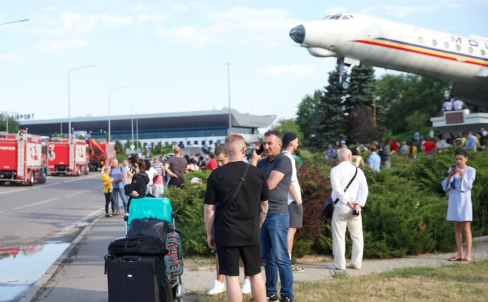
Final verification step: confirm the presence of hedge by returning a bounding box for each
[164,151,488,259]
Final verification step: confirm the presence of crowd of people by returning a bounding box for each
[98,127,479,302]
[324,127,488,172]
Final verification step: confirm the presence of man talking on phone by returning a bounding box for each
[252,130,294,302]
[330,148,369,270]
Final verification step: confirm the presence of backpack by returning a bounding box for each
[378,148,385,163]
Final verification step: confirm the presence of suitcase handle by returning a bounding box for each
[119,255,141,263]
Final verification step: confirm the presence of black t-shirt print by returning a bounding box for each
[204,161,269,247]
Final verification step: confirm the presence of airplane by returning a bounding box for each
[289,13,488,108]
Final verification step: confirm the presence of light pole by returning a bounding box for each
[131,99,147,147]
[226,61,232,135]
[108,85,128,143]
[68,65,95,145]
[3,107,22,133]
[0,19,29,26]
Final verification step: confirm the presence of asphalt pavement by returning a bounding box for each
[0,174,106,247]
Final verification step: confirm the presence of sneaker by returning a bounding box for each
[251,294,278,301]
[290,261,304,273]
[207,280,225,295]
[280,297,294,302]
[241,279,251,294]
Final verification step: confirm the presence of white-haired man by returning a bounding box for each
[204,134,268,302]
[330,148,369,270]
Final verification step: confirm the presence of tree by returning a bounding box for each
[377,74,451,134]
[0,115,20,133]
[345,65,381,143]
[115,140,124,155]
[312,66,347,149]
[296,90,322,140]
[270,119,304,142]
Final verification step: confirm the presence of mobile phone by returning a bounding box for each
[256,143,265,155]
[352,210,359,216]
[451,164,457,170]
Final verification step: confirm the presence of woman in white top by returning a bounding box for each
[144,159,158,195]
[442,149,476,263]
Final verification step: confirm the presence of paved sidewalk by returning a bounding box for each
[32,216,488,302]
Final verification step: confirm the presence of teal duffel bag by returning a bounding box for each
[127,197,173,226]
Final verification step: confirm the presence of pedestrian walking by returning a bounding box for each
[164,147,187,188]
[442,149,476,263]
[252,130,294,302]
[204,134,269,302]
[101,166,115,218]
[330,149,369,270]
[110,159,127,215]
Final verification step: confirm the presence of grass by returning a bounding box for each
[193,261,488,302]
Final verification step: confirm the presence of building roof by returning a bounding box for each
[19,109,276,135]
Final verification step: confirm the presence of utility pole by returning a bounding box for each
[226,61,231,135]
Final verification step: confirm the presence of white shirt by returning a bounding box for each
[283,151,302,205]
[453,100,464,110]
[442,101,453,111]
[330,161,369,208]
[146,167,157,185]
[436,140,451,149]
[482,130,488,137]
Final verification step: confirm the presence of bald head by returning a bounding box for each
[339,148,352,162]
[174,147,181,155]
[112,159,119,168]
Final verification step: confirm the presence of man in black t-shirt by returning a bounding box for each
[204,134,268,302]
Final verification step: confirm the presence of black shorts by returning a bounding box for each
[168,177,185,188]
[216,244,261,277]
[288,201,303,228]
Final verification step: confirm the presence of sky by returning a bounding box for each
[0,0,487,122]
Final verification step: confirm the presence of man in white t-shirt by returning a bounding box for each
[453,99,465,110]
[282,132,304,273]
[481,127,488,138]
[442,100,453,112]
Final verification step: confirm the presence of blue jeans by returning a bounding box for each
[261,212,294,299]
[112,188,127,211]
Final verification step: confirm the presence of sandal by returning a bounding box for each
[461,258,471,263]
[448,256,462,261]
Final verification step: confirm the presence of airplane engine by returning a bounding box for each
[307,48,337,57]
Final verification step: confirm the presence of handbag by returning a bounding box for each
[322,166,358,221]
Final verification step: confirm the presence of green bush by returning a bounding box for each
[163,151,488,259]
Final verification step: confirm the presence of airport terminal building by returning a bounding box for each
[19,109,276,147]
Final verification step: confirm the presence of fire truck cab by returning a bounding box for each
[0,130,48,185]
[48,137,89,176]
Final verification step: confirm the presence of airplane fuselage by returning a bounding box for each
[291,14,488,86]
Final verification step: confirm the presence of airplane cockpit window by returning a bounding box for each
[329,14,342,20]
[323,15,331,19]
[341,15,350,20]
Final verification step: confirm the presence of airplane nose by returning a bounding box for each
[289,25,305,44]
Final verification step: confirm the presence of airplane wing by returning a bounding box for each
[451,80,488,109]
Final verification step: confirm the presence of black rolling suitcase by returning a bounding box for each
[106,254,173,302]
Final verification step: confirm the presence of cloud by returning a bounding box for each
[171,5,188,12]
[0,53,30,61]
[158,6,301,46]
[325,7,348,15]
[157,25,224,46]
[357,7,379,15]
[384,5,439,18]
[260,65,317,76]
[447,3,464,8]
[34,39,90,54]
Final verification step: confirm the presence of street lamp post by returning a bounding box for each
[108,86,129,143]
[131,99,147,148]
[0,19,29,26]
[226,61,232,135]
[3,107,22,133]
[68,65,95,145]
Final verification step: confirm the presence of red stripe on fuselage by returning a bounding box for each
[355,40,488,67]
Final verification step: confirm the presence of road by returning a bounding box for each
[0,174,106,247]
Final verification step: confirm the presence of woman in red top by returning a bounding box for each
[422,140,436,154]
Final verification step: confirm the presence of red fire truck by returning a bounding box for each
[88,139,116,171]
[48,137,89,176]
[0,130,48,185]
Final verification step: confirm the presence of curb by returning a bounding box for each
[19,211,105,302]
[473,236,488,243]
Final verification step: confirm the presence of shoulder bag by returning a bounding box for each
[322,166,358,222]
